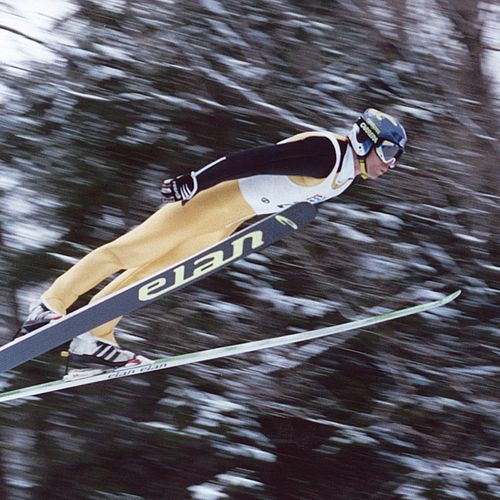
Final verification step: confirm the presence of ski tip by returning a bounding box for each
[445,289,461,303]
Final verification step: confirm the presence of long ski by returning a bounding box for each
[0,202,317,374]
[0,290,461,403]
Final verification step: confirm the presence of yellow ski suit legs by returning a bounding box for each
[41,181,255,343]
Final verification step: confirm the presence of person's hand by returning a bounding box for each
[161,173,198,203]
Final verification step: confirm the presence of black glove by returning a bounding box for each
[161,173,198,203]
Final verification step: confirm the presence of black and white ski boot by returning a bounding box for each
[68,332,138,368]
[16,300,62,338]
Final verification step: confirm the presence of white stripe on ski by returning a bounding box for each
[0,290,461,403]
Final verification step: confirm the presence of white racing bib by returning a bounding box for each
[238,131,355,215]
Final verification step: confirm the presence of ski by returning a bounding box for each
[0,202,317,374]
[0,290,461,403]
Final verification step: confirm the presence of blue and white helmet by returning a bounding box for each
[349,108,407,166]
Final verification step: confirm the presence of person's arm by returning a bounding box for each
[161,136,336,203]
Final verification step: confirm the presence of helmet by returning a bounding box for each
[349,108,407,166]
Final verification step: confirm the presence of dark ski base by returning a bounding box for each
[0,202,316,374]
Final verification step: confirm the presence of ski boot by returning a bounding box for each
[68,332,138,368]
[62,333,150,381]
[16,300,62,338]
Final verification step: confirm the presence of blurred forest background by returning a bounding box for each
[0,0,498,498]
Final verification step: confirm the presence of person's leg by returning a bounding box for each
[42,180,254,315]
[89,220,243,343]
[42,181,254,314]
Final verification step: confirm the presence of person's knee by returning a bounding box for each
[94,243,125,269]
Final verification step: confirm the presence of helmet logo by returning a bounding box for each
[360,121,378,144]
[369,108,400,127]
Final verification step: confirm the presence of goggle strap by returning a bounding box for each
[359,159,369,180]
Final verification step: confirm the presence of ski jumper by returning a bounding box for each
[41,132,356,343]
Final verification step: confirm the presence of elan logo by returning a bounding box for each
[275,215,298,230]
[138,230,265,302]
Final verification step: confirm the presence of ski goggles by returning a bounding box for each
[375,140,404,167]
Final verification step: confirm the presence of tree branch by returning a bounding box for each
[0,24,45,46]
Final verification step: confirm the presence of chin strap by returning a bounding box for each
[359,159,369,180]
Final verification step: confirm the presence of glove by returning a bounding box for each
[161,173,198,204]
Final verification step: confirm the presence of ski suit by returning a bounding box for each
[42,132,357,343]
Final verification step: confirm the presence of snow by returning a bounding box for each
[232,259,270,275]
[149,92,204,111]
[212,442,276,462]
[419,397,468,411]
[183,426,215,438]
[330,429,379,446]
[442,486,477,500]
[335,223,376,243]
[0,167,17,189]
[89,0,127,15]
[394,103,434,121]
[141,421,176,432]
[230,427,271,445]
[456,232,487,244]
[4,219,64,251]
[372,211,404,230]
[5,477,36,490]
[254,287,334,316]
[209,24,251,50]
[358,255,408,280]
[0,372,17,391]
[410,289,451,302]
[200,0,229,16]
[482,2,500,98]
[216,55,268,81]
[0,2,78,252]
[93,43,131,62]
[197,300,250,319]
[422,243,456,268]
[202,394,246,413]
[478,262,500,273]
[188,483,229,500]
[446,365,500,377]
[395,484,427,500]
[256,331,348,373]
[0,0,77,68]
[388,454,500,492]
[60,88,111,102]
[46,252,80,266]
[216,473,263,489]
